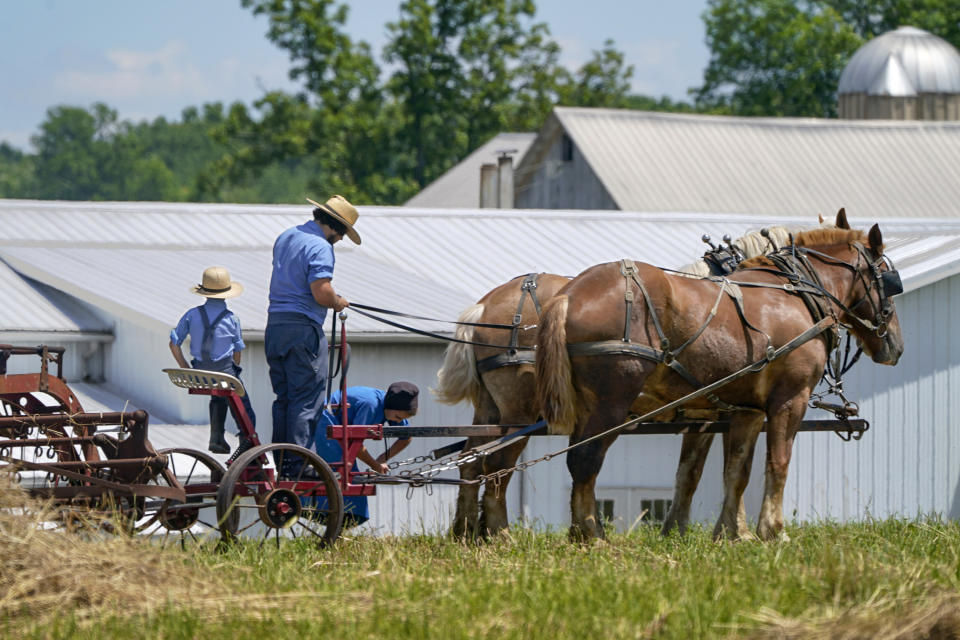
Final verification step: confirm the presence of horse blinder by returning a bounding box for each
[880,269,903,298]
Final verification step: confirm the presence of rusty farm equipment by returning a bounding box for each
[0,344,188,532]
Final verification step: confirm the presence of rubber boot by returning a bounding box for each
[208,397,230,454]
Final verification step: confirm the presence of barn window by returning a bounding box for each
[596,498,615,523]
[640,498,672,524]
[561,134,574,162]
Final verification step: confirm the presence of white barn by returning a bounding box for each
[2,198,960,533]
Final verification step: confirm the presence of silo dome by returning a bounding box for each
[838,26,960,119]
[839,26,960,96]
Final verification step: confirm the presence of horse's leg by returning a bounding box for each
[451,388,500,539]
[567,432,620,542]
[479,436,530,536]
[567,391,636,542]
[661,433,715,536]
[756,399,806,541]
[713,410,764,541]
[722,431,756,539]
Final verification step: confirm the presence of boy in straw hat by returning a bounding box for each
[169,266,256,454]
[265,195,358,477]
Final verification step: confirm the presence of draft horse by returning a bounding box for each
[535,211,904,541]
[434,225,813,538]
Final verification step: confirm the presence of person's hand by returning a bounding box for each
[334,294,349,312]
[378,463,389,474]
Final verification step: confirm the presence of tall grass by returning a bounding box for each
[4,476,960,639]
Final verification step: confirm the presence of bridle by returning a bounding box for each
[793,242,902,339]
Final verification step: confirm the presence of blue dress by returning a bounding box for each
[313,387,409,526]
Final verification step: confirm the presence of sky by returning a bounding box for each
[1,0,710,151]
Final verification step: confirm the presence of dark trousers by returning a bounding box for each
[265,314,328,455]
[192,359,257,436]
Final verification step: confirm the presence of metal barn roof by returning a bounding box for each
[839,26,960,96]
[0,258,110,337]
[1,199,959,340]
[404,133,536,208]
[516,107,960,219]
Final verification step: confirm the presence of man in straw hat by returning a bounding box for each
[170,266,256,454]
[265,195,359,476]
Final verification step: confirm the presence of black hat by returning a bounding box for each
[384,381,419,412]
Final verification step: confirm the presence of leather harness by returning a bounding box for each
[566,245,875,413]
[476,273,544,374]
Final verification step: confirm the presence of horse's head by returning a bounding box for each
[825,210,904,365]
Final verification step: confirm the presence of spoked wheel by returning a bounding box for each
[216,443,343,549]
[136,448,237,548]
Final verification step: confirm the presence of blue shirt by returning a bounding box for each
[268,221,335,326]
[313,386,410,522]
[170,299,245,363]
[314,387,409,461]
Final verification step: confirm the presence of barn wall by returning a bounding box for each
[780,273,960,522]
[515,133,619,210]
[0,340,105,383]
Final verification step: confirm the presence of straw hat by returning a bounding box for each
[190,266,244,299]
[307,195,362,245]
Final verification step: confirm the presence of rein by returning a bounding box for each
[349,273,552,352]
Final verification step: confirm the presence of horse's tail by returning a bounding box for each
[432,303,484,406]
[536,295,576,435]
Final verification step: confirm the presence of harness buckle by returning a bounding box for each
[625,290,635,303]
[513,313,522,325]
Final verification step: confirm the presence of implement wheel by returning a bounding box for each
[137,447,237,547]
[216,443,344,548]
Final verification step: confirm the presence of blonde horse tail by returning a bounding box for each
[432,303,484,406]
[536,295,576,435]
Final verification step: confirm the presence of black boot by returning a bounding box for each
[208,397,231,454]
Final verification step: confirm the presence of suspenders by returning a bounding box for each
[198,306,231,363]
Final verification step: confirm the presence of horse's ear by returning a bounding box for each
[868,223,884,253]
[818,213,824,224]
[836,208,850,229]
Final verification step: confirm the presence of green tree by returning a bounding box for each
[697,0,862,117]
[0,143,35,198]
[206,0,407,204]
[825,0,960,47]
[558,40,635,108]
[696,0,960,117]
[206,0,636,203]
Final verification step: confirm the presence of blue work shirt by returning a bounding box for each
[313,387,410,523]
[170,299,245,363]
[268,221,335,326]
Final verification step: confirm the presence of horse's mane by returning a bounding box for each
[739,228,869,269]
[680,224,831,276]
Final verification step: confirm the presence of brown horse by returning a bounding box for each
[535,211,904,541]
[433,225,818,538]
[434,273,571,537]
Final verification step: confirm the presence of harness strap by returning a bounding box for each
[567,317,837,429]
[509,273,542,349]
[476,350,536,374]
[199,306,231,363]
[619,260,637,342]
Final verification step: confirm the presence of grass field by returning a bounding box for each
[5,483,960,640]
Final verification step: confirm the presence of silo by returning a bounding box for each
[838,26,960,120]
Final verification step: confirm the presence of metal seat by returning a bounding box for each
[161,368,246,397]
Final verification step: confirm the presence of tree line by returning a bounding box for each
[1,0,957,206]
